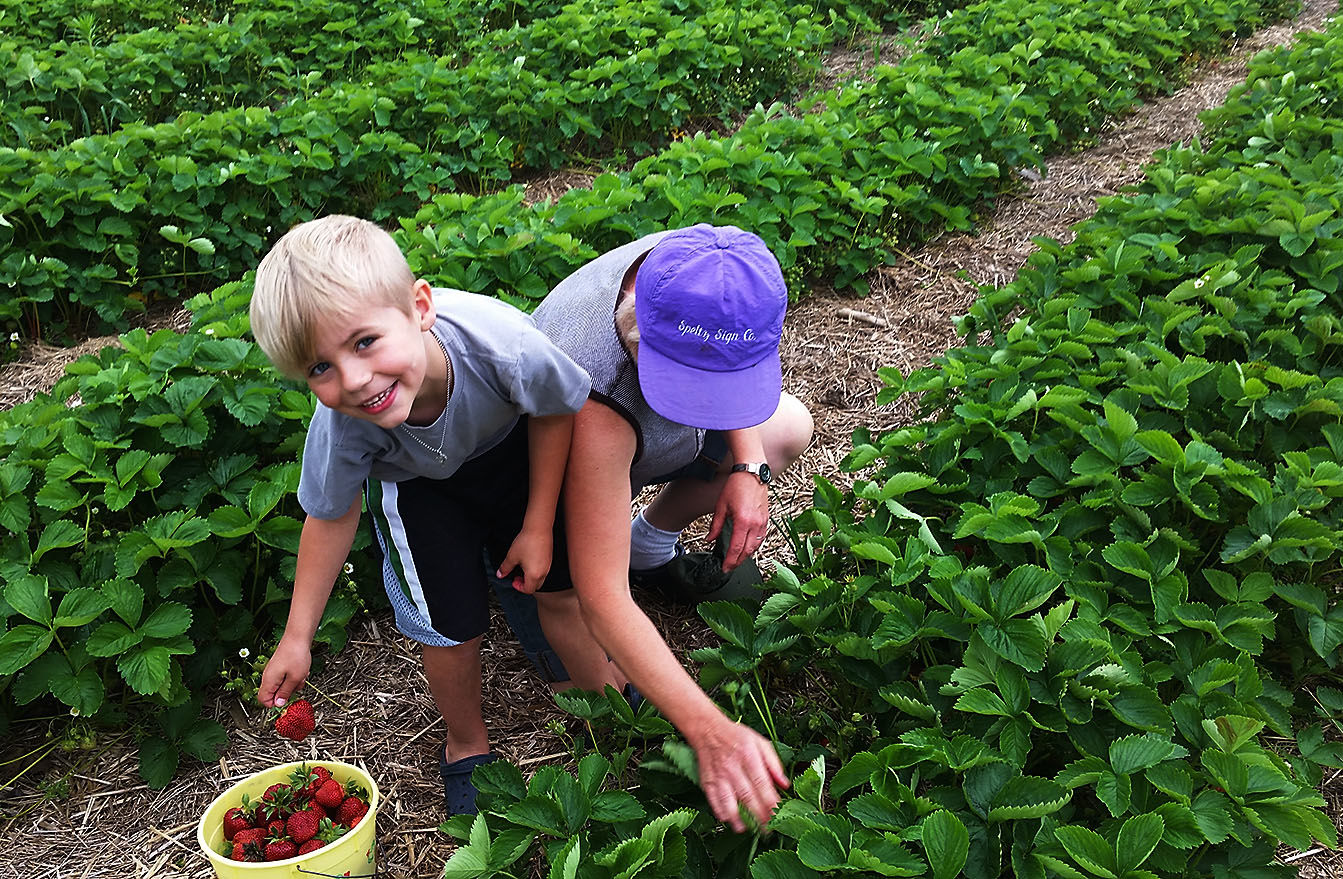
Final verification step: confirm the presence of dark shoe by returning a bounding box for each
[623,682,644,711]
[630,542,762,605]
[439,751,499,815]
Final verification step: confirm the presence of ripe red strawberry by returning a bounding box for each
[290,763,333,799]
[231,827,267,848]
[231,839,264,862]
[335,796,368,828]
[274,699,316,741]
[222,807,253,841]
[267,818,287,838]
[297,839,325,855]
[306,765,333,798]
[313,778,345,809]
[258,782,297,822]
[315,816,348,844]
[286,808,322,844]
[265,837,299,861]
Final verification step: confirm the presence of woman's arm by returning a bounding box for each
[565,400,788,830]
[708,427,772,570]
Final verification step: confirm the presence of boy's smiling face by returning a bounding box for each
[303,281,445,428]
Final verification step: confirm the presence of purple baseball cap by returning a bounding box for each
[634,224,787,430]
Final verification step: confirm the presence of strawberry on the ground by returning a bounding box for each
[335,796,368,828]
[265,836,299,862]
[286,808,322,845]
[313,777,345,809]
[274,699,316,742]
[222,806,254,841]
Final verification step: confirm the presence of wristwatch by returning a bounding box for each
[730,462,772,485]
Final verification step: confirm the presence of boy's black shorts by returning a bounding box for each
[365,418,571,646]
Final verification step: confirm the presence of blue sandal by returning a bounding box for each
[439,751,499,815]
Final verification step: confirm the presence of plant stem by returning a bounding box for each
[0,740,59,793]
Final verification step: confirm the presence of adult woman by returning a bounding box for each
[529,224,814,830]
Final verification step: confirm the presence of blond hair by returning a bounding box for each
[250,215,416,378]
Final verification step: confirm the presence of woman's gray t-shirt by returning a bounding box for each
[532,231,706,491]
[297,288,591,519]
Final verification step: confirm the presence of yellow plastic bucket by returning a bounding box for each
[197,760,380,878]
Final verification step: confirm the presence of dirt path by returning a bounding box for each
[3,2,1340,874]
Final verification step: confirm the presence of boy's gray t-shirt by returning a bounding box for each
[297,288,591,520]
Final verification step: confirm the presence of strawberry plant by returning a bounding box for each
[438,14,1343,878]
[0,284,379,782]
[0,0,828,338]
[404,0,1295,299]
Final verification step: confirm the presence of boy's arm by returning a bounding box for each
[258,493,363,707]
[496,412,573,593]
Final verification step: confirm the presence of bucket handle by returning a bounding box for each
[296,866,378,878]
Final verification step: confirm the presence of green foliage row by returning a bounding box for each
[811,0,957,35]
[438,16,1343,878]
[0,284,381,782]
[0,0,1299,789]
[400,0,1289,299]
[0,0,824,338]
[0,0,226,46]
[0,0,559,60]
[2,0,821,149]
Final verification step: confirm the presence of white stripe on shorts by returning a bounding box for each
[378,481,434,626]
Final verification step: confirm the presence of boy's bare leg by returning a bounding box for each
[422,637,490,763]
[643,393,813,532]
[534,590,627,693]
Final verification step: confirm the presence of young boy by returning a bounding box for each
[248,215,623,814]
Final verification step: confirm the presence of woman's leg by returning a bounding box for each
[534,589,626,692]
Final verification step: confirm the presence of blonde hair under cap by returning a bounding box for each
[250,215,417,378]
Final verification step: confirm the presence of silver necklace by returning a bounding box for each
[400,332,453,464]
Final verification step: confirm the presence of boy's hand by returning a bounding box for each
[258,637,312,708]
[496,527,553,594]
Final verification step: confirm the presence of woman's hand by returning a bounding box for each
[709,470,770,571]
[690,715,790,832]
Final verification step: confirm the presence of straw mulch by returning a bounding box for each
[2,2,1340,874]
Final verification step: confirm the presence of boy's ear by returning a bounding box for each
[410,280,436,330]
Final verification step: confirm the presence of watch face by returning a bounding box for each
[757,463,772,484]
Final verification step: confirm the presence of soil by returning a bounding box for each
[1,2,1340,875]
